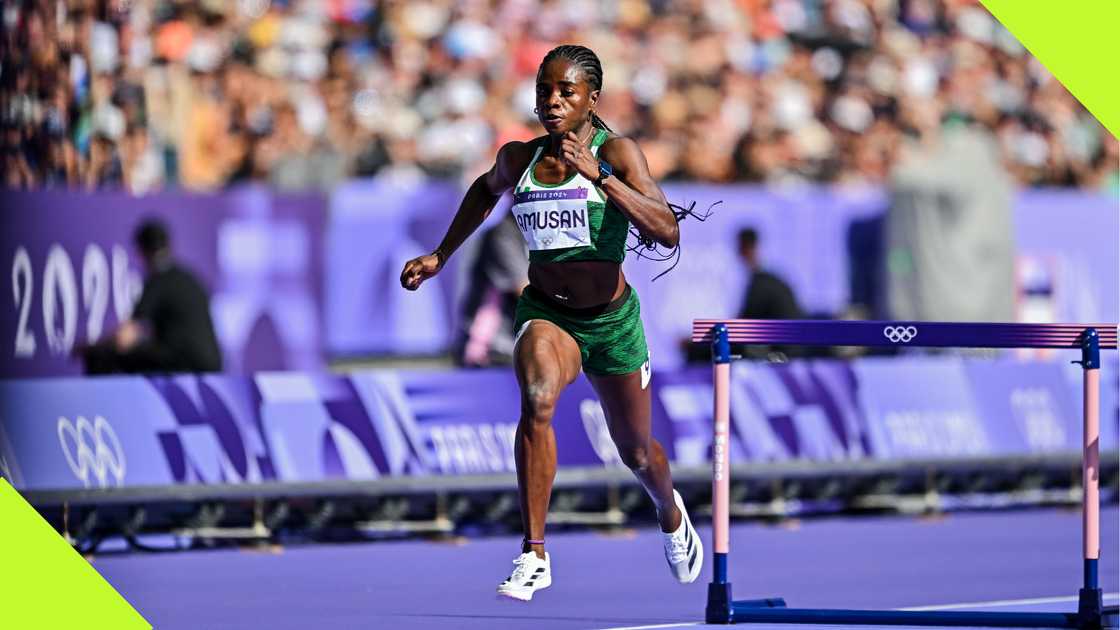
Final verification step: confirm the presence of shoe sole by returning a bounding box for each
[497,577,551,601]
[496,590,533,602]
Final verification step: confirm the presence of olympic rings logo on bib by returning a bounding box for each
[883,325,918,343]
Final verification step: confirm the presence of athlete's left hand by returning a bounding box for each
[560,131,600,181]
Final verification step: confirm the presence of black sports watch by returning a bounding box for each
[595,160,613,187]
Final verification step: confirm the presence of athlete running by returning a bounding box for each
[400,44,701,601]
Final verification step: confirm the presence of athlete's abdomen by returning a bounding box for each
[527,260,626,309]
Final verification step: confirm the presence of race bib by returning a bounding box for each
[511,188,591,251]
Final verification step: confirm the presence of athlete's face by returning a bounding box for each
[536,59,599,135]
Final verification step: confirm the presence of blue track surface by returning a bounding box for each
[92,507,1118,629]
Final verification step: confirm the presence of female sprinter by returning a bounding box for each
[400,45,701,601]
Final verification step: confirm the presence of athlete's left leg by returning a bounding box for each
[587,370,681,533]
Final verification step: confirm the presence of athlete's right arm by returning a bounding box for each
[400,141,528,291]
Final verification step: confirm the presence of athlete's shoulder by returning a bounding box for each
[489,137,546,192]
[599,134,645,165]
[496,136,547,166]
[600,132,640,151]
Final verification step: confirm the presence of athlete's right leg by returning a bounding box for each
[513,319,582,560]
[497,320,582,601]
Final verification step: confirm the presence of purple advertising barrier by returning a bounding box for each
[1,358,1113,495]
[0,369,638,492]
[0,187,326,378]
[328,183,1118,370]
[325,177,470,356]
[653,361,871,466]
[855,359,992,459]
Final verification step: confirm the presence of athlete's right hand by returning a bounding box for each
[400,253,442,290]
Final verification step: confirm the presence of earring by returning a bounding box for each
[533,107,539,114]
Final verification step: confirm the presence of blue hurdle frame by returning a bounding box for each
[694,319,1118,628]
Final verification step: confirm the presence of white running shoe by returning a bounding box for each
[662,489,703,584]
[497,551,552,601]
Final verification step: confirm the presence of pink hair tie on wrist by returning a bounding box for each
[524,539,545,545]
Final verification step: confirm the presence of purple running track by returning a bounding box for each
[92,507,1118,630]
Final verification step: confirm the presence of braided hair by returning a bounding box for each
[539,45,613,132]
[627,201,719,282]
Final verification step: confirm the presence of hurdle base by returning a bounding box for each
[706,583,732,624]
[1103,605,1118,629]
[1078,588,1104,629]
[706,583,786,624]
[723,604,1083,628]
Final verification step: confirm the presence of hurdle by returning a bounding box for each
[692,319,1119,628]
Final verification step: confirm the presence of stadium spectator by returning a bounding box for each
[1,1,1114,193]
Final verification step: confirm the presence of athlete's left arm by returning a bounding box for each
[565,133,679,248]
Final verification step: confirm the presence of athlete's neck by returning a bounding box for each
[547,122,595,156]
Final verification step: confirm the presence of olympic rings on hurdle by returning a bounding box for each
[882,325,918,343]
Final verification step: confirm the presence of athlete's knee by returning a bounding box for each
[521,380,560,429]
[616,443,650,472]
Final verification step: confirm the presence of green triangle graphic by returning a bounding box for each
[0,480,150,629]
[981,0,1119,139]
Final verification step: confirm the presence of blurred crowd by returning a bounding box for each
[3,0,1117,195]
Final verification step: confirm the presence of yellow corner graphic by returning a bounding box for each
[0,480,149,629]
[981,0,1119,139]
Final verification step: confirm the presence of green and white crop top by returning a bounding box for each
[510,129,629,264]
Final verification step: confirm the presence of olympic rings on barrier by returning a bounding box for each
[883,325,918,343]
[56,415,126,488]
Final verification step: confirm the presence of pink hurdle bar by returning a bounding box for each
[699,320,1117,627]
[713,360,730,558]
[1081,343,1102,611]
[1085,367,1100,564]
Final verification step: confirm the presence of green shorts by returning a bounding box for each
[514,284,649,377]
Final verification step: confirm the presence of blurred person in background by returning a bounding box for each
[2,123,36,187]
[885,98,1015,323]
[79,218,222,374]
[737,226,803,322]
[42,130,82,187]
[84,131,124,188]
[736,226,806,359]
[453,212,530,368]
[681,225,806,364]
[123,124,165,194]
[401,45,702,601]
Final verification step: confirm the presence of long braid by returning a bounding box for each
[539,45,613,131]
[626,201,720,282]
